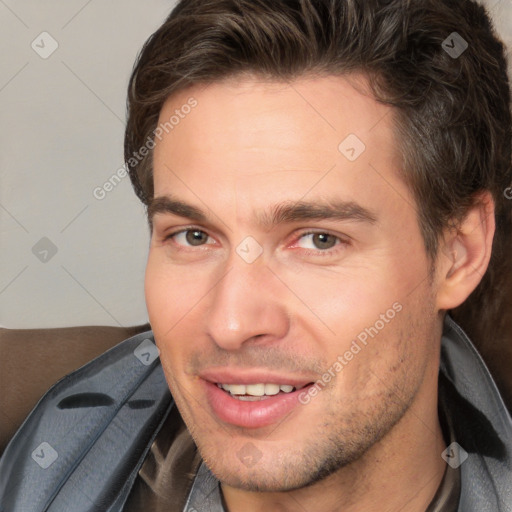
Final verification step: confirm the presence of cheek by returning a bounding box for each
[144,250,207,331]
[144,251,217,378]
[314,277,433,395]
[144,256,173,331]
[283,264,404,340]
[335,312,428,415]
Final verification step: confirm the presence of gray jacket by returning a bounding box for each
[0,315,511,511]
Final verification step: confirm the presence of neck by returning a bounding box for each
[221,363,446,512]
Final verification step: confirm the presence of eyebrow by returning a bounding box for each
[148,196,207,227]
[147,194,378,230]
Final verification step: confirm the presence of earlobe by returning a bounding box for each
[435,191,495,311]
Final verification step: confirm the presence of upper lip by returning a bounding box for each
[199,368,315,388]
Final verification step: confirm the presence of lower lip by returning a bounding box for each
[203,380,312,428]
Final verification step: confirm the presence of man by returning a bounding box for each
[0,0,511,511]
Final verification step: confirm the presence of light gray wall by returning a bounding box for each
[1,0,511,328]
[0,0,177,328]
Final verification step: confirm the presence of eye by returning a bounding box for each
[295,232,342,251]
[166,229,214,247]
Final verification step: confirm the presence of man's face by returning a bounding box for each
[146,75,442,491]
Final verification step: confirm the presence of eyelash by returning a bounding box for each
[291,230,349,255]
[162,227,349,255]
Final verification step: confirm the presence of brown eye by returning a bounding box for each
[168,229,213,247]
[311,233,337,250]
[297,232,339,251]
[185,230,209,246]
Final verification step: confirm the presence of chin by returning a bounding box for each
[195,428,372,493]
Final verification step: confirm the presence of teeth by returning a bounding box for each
[217,383,297,396]
[221,383,245,394]
[264,384,280,395]
[246,383,265,396]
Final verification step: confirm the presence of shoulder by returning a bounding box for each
[0,323,152,454]
[440,316,512,511]
[0,330,175,512]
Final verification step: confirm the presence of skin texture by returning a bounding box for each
[145,75,494,512]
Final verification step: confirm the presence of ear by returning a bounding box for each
[435,191,495,311]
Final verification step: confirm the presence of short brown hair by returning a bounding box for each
[124,0,512,352]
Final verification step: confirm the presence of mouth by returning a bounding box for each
[201,377,315,428]
[216,382,310,401]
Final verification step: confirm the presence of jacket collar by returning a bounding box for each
[439,315,512,511]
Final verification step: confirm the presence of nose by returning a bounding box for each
[205,254,290,351]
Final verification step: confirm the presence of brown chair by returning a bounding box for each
[0,323,149,456]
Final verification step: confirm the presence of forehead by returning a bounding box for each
[151,74,412,222]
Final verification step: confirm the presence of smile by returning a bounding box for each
[203,379,314,428]
[216,383,304,400]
